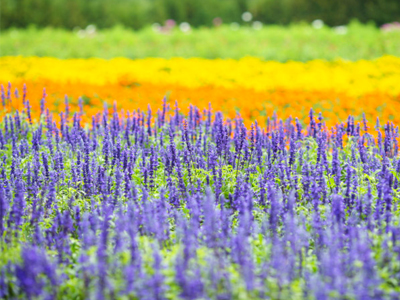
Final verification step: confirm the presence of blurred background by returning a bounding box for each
[1,0,400,61]
[1,0,400,29]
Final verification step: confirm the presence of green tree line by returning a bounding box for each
[1,0,399,29]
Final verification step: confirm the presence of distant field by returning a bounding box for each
[1,22,400,61]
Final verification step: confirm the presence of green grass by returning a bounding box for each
[1,21,400,61]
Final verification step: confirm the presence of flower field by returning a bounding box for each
[2,56,400,128]
[1,52,400,299]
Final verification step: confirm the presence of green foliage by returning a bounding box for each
[2,22,400,61]
[1,0,400,30]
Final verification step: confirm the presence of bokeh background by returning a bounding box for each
[2,0,400,29]
[2,0,400,60]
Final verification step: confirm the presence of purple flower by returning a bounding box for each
[16,246,58,299]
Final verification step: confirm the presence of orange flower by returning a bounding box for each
[1,56,400,128]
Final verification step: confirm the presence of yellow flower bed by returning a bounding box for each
[1,56,399,127]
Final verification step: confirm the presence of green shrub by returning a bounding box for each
[1,0,399,30]
[1,22,400,61]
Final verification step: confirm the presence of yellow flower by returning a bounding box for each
[1,56,399,127]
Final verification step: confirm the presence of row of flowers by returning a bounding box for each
[1,56,400,128]
[0,85,399,298]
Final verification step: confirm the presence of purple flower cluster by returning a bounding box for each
[0,88,400,299]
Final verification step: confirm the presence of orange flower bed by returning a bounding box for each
[1,56,400,128]
[2,79,399,129]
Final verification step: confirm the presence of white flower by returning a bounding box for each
[252,21,263,30]
[334,26,347,35]
[86,24,96,35]
[179,22,191,33]
[312,19,324,29]
[152,23,161,32]
[242,12,253,22]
